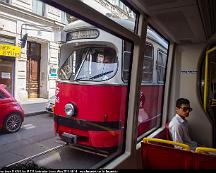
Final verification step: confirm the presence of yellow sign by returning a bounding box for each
[0,44,21,58]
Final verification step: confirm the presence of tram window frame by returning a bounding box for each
[141,42,154,83]
[37,0,144,169]
[122,40,133,82]
[136,25,169,141]
[156,49,167,83]
[58,46,118,82]
[122,41,154,83]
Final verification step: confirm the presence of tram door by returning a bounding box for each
[201,45,216,147]
[26,42,41,98]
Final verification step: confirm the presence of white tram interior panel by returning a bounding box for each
[168,43,212,147]
[42,0,216,169]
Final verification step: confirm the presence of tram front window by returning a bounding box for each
[58,47,118,81]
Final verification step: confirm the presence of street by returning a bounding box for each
[0,113,105,169]
[0,113,61,168]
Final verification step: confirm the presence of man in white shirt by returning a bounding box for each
[169,98,198,151]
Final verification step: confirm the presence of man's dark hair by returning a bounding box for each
[104,48,116,63]
[176,98,190,107]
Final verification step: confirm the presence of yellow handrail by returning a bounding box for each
[143,137,190,151]
[203,50,208,112]
[203,46,216,112]
[195,147,216,154]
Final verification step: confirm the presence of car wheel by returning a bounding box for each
[4,113,22,133]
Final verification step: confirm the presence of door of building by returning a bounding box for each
[26,42,41,98]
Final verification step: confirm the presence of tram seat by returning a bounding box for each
[193,153,216,169]
[141,138,192,169]
[193,147,216,169]
[141,138,216,169]
[165,123,171,141]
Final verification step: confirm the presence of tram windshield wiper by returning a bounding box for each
[76,76,87,81]
[89,70,113,80]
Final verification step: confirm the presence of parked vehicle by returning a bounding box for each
[46,95,55,113]
[0,84,24,133]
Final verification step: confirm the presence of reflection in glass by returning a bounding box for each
[80,0,137,32]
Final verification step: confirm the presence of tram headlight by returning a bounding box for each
[64,103,76,117]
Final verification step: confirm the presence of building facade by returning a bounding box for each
[0,0,67,102]
[0,0,133,104]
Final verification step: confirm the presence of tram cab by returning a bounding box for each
[54,19,168,150]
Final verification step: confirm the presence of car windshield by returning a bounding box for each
[58,47,118,82]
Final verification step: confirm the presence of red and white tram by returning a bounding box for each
[54,19,168,149]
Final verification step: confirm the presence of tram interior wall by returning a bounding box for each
[168,43,212,147]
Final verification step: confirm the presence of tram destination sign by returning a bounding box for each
[0,44,21,58]
[66,29,99,41]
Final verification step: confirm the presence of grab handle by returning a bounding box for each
[143,137,190,151]
[195,147,216,154]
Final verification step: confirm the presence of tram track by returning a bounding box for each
[4,144,65,169]
[3,141,110,169]
[67,144,111,158]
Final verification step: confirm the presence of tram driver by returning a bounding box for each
[94,48,117,80]
[97,47,116,64]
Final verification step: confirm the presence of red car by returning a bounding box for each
[0,84,24,133]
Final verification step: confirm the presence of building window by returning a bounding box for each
[32,0,45,16]
[27,42,41,58]
[61,11,67,24]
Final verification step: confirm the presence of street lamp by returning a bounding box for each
[20,33,28,48]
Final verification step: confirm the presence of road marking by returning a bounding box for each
[22,124,36,129]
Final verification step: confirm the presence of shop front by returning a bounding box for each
[0,35,21,95]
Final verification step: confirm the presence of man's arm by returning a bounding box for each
[170,125,184,143]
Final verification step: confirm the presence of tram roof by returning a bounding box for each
[63,19,168,49]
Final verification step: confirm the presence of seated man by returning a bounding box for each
[169,98,198,151]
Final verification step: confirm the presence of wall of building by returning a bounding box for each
[0,0,133,102]
[0,0,63,102]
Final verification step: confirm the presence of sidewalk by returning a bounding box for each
[19,98,48,116]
